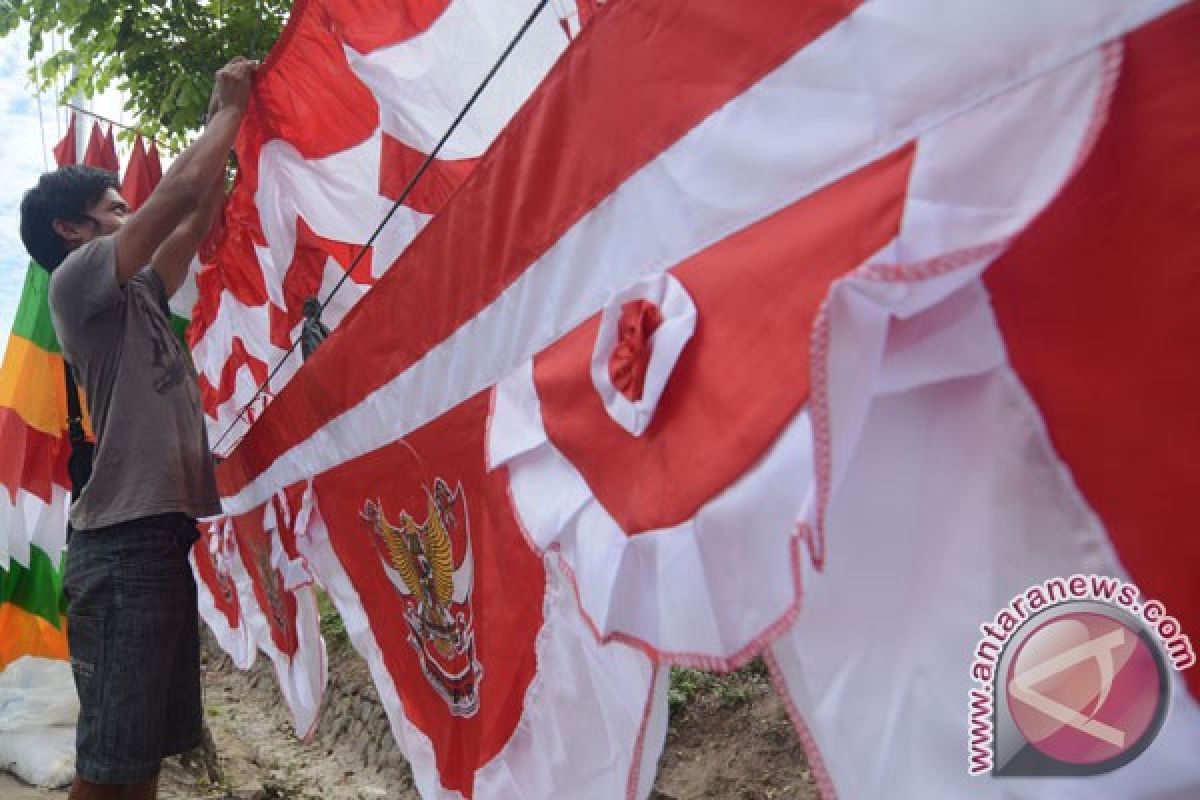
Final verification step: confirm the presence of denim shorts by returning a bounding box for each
[63,513,203,784]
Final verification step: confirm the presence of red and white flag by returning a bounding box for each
[199,0,1199,796]
[231,486,327,737]
[763,4,1200,796]
[189,0,571,447]
[191,519,257,670]
[292,392,665,798]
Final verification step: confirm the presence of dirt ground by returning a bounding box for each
[2,646,817,800]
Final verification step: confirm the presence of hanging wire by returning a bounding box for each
[63,102,177,153]
[210,0,551,456]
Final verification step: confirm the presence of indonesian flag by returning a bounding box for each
[201,0,1199,797]
[190,519,256,671]
[764,4,1200,797]
[188,0,571,448]
[229,486,328,736]
[194,485,327,737]
[292,392,665,798]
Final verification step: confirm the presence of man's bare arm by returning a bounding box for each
[151,170,225,298]
[112,57,255,287]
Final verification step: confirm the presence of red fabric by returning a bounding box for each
[577,0,604,29]
[83,122,120,173]
[245,0,377,165]
[533,145,913,534]
[120,136,161,211]
[218,0,862,496]
[557,0,605,39]
[608,299,663,402]
[269,218,374,349]
[146,142,164,183]
[198,337,270,414]
[228,0,445,192]
[985,2,1200,699]
[228,502,301,657]
[0,407,69,505]
[192,524,242,631]
[313,391,544,797]
[102,127,118,170]
[187,189,273,351]
[379,133,477,216]
[191,0,447,348]
[197,203,227,265]
[321,0,450,55]
[52,115,76,167]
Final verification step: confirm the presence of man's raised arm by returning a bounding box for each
[112,57,257,287]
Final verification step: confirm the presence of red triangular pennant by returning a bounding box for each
[83,122,119,172]
[121,136,162,211]
[52,113,77,167]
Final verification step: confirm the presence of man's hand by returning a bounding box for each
[208,57,258,122]
[113,55,257,288]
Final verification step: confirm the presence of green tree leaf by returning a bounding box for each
[12,0,289,148]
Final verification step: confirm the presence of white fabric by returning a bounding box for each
[345,0,568,160]
[192,290,276,390]
[167,257,200,321]
[224,507,327,738]
[191,289,279,448]
[254,131,428,296]
[198,0,569,442]
[491,359,811,663]
[0,486,67,568]
[759,10,1200,794]
[219,0,1161,514]
[0,657,77,730]
[473,552,666,800]
[589,275,697,437]
[191,520,258,671]
[300,496,663,799]
[769,361,1200,799]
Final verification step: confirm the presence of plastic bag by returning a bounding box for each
[0,656,78,788]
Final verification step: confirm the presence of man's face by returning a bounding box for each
[53,188,130,251]
[84,188,130,235]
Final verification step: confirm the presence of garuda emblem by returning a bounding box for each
[362,478,482,717]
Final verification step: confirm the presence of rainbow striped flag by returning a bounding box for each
[0,259,82,670]
[0,127,173,673]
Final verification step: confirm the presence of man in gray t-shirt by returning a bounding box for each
[51,236,221,529]
[19,57,257,800]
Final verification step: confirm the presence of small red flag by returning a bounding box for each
[121,136,162,211]
[83,122,120,173]
[52,113,77,167]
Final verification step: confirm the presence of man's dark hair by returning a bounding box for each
[19,165,119,271]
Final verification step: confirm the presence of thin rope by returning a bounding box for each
[63,102,177,153]
[210,0,551,456]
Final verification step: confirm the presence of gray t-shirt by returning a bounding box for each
[49,235,221,529]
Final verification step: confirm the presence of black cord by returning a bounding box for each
[211,0,551,456]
